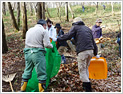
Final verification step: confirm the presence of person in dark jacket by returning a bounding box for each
[92,19,104,39]
[82,5,85,12]
[103,5,106,10]
[57,17,98,92]
[54,23,67,64]
[92,19,105,55]
[116,32,121,57]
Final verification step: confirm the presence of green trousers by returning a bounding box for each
[22,48,47,81]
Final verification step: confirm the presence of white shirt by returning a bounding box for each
[25,24,53,48]
[46,25,57,40]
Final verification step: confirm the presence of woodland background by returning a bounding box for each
[2,2,121,92]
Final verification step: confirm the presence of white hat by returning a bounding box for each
[73,17,82,23]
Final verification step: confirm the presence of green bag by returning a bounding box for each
[26,41,61,92]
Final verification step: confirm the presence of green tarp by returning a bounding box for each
[25,41,61,92]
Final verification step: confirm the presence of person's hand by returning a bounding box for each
[100,36,103,38]
[53,38,57,42]
[115,40,117,43]
[51,44,53,48]
[101,25,105,28]
[96,55,100,58]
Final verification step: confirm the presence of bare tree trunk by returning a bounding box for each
[36,2,42,21]
[13,2,16,11]
[60,3,63,21]
[81,2,85,6]
[68,3,74,19]
[65,3,67,16]
[56,3,61,21]
[65,2,69,22]
[56,3,59,18]
[59,3,61,21]
[111,2,114,16]
[46,4,51,18]
[2,19,8,53]
[17,2,20,29]
[42,2,45,19]
[2,2,6,15]
[95,2,98,14]
[40,2,42,19]
[21,2,28,39]
[33,3,37,16]
[30,2,33,16]
[8,2,19,31]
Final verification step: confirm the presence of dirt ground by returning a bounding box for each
[2,30,121,92]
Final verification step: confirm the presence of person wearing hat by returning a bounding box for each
[46,18,57,41]
[54,23,67,64]
[82,5,85,12]
[57,17,98,92]
[103,5,106,10]
[116,32,121,57]
[92,19,105,39]
[92,19,105,55]
[20,19,53,92]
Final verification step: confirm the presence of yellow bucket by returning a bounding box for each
[88,57,108,79]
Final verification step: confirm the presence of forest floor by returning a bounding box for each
[2,12,121,92]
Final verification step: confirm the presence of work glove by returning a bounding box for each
[52,38,57,42]
[50,44,53,48]
[101,25,105,28]
[115,40,117,43]
[100,36,103,38]
[96,55,100,58]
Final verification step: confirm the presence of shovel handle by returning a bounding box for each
[9,81,14,92]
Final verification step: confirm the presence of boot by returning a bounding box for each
[61,55,66,64]
[82,82,92,92]
[20,79,28,92]
[38,83,46,92]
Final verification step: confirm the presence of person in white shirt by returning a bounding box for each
[46,18,57,41]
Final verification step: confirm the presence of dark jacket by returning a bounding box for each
[57,21,98,55]
[92,25,102,38]
[57,29,67,49]
[117,32,121,45]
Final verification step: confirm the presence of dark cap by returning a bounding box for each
[37,19,46,25]
[54,23,61,28]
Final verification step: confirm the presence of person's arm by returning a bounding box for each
[61,30,64,35]
[54,29,57,38]
[48,28,52,38]
[117,37,120,44]
[90,31,98,56]
[43,30,53,48]
[51,28,57,41]
[50,27,57,40]
[57,26,76,41]
[92,25,101,32]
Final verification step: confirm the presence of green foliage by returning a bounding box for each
[48,8,58,18]
[4,11,10,16]
[3,3,121,25]
[114,45,119,50]
[15,30,18,32]
[47,3,121,19]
